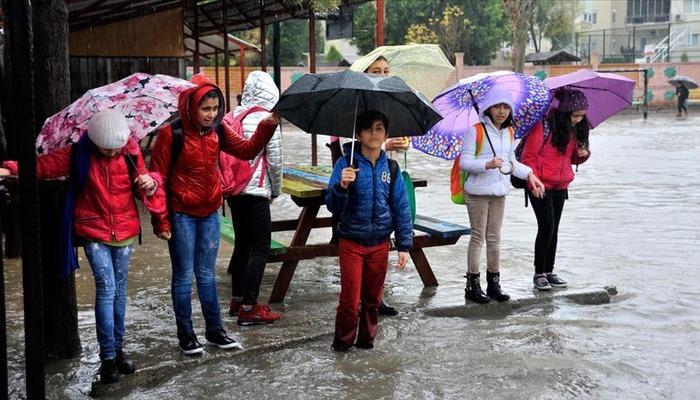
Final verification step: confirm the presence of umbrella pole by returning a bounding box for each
[350,92,359,166]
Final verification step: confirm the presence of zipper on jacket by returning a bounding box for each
[106,158,116,241]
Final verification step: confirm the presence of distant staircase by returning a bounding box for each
[640,27,689,63]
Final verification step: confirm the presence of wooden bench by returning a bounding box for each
[220,218,287,256]
[687,88,700,105]
[412,214,471,239]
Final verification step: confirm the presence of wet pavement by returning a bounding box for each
[4,112,700,399]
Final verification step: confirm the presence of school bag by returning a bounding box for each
[510,121,551,207]
[219,105,271,197]
[450,122,513,204]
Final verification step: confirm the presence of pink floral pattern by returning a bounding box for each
[36,72,195,154]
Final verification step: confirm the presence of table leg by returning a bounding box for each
[409,248,438,287]
[269,203,321,303]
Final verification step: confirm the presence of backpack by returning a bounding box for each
[219,105,270,197]
[169,118,225,168]
[450,122,513,204]
[329,154,399,244]
[511,120,550,190]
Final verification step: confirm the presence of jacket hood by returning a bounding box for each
[177,73,225,132]
[237,71,279,112]
[478,86,514,119]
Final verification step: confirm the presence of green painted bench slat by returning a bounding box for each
[220,218,287,254]
[413,214,471,239]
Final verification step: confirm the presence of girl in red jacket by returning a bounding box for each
[149,75,279,356]
[520,89,591,291]
[0,109,166,384]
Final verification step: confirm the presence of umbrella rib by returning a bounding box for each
[307,89,343,134]
[381,92,423,135]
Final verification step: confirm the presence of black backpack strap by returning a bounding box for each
[170,119,184,168]
[387,158,399,201]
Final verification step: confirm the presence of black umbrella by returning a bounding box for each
[273,70,442,143]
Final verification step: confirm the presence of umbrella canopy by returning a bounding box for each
[272,70,443,138]
[545,69,635,128]
[349,44,455,100]
[36,72,195,154]
[668,75,699,89]
[413,71,551,160]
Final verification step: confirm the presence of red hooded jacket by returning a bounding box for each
[149,75,277,233]
[3,138,167,242]
[521,121,590,191]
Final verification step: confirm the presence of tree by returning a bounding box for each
[325,45,343,62]
[529,0,573,52]
[351,0,442,55]
[462,0,509,65]
[404,5,473,64]
[503,0,536,72]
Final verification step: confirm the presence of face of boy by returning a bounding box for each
[358,120,388,150]
[366,59,390,76]
[197,97,220,127]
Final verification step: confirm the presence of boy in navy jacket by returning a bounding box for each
[326,110,412,351]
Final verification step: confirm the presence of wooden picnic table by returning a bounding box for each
[267,164,469,303]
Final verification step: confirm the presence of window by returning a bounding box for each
[692,33,700,46]
[593,12,598,23]
[685,0,700,14]
[627,0,671,23]
[612,11,616,23]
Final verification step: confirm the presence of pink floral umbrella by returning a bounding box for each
[36,72,195,154]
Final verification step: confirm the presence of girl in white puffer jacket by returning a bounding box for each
[459,86,544,304]
[222,71,283,325]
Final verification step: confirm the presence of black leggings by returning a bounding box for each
[679,97,688,114]
[528,190,567,275]
[227,194,271,304]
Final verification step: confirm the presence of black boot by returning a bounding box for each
[464,273,490,304]
[379,299,399,316]
[486,272,510,302]
[99,359,120,384]
[115,350,136,375]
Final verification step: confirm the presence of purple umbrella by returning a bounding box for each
[412,71,551,160]
[545,69,635,128]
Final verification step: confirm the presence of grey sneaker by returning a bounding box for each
[533,274,552,291]
[546,273,567,288]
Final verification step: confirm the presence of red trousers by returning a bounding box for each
[333,238,390,350]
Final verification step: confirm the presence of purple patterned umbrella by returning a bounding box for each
[412,71,551,160]
[36,72,195,154]
[545,69,635,128]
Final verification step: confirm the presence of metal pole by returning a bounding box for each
[273,21,281,90]
[194,4,200,74]
[214,49,219,86]
[309,8,317,166]
[260,0,267,71]
[223,0,231,113]
[632,26,636,61]
[602,29,606,62]
[376,0,385,47]
[667,22,671,62]
[588,35,592,64]
[643,68,649,120]
[0,185,6,400]
[6,0,46,398]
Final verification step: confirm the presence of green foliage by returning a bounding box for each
[290,71,304,84]
[262,19,325,66]
[325,45,343,63]
[601,56,626,64]
[530,0,574,52]
[534,70,547,80]
[646,68,655,78]
[681,52,689,62]
[352,0,507,66]
[664,66,677,78]
[664,89,676,101]
[646,90,654,102]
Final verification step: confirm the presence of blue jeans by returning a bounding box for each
[168,211,223,338]
[84,242,133,360]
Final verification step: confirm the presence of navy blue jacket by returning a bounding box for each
[326,148,413,251]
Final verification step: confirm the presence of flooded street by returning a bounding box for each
[4,113,700,399]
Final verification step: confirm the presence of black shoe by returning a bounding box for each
[465,273,490,304]
[178,334,204,356]
[533,274,552,291]
[115,350,136,375]
[354,341,374,349]
[546,273,568,288]
[205,328,243,350]
[99,359,120,384]
[378,300,399,316]
[486,272,510,302]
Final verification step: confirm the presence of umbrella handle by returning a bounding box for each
[499,161,514,176]
[349,92,359,166]
[467,89,480,114]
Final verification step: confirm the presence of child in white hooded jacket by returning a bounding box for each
[459,86,544,304]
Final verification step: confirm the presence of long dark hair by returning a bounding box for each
[549,110,590,153]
